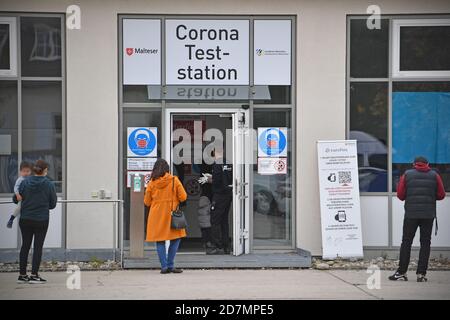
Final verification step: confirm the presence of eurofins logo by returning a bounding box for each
[125,47,159,56]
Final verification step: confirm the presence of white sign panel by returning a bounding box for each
[123,19,161,85]
[254,20,291,85]
[126,171,152,188]
[317,140,363,260]
[258,127,288,157]
[127,127,158,157]
[258,158,287,175]
[127,157,157,171]
[165,19,249,85]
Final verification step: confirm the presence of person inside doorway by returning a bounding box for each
[197,160,214,252]
[205,147,233,255]
[389,156,446,282]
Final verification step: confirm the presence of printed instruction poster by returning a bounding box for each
[317,140,363,260]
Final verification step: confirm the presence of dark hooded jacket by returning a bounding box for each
[19,176,57,221]
[397,162,446,219]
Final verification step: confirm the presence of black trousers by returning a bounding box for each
[200,227,212,244]
[19,219,49,275]
[398,218,434,275]
[210,193,232,249]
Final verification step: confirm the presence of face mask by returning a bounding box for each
[136,137,148,148]
[134,131,150,149]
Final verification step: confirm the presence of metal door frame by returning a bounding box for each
[164,107,250,255]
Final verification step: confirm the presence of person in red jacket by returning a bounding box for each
[389,156,446,282]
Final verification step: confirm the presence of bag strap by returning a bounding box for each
[171,177,175,211]
[435,217,438,236]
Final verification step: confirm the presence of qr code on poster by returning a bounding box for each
[338,171,352,184]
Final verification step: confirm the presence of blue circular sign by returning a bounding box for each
[128,128,156,156]
[259,128,287,156]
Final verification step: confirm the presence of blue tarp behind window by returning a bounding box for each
[393,92,450,164]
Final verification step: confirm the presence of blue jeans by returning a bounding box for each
[156,238,181,270]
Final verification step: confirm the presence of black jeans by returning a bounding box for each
[210,193,232,249]
[398,218,434,275]
[19,219,49,275]
[200,227,212,245]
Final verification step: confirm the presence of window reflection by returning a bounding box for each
[350,82,388,192]
[0,81,18,193]
[22,81,62,192]
[392,82,450,191]
[0,24,10,70]
[21,17,61,77]
[122,110,161,241]
[253,110,292,247]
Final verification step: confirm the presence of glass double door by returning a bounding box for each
[164,107,250,255]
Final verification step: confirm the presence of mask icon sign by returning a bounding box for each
[127,127,157,157]
[258,127,287,157]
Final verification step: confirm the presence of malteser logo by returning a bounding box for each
[125,47,158,56]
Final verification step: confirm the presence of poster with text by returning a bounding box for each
[317,140,363,260]
[123,19,161,85]
[257,157,287,175]
[254,20,291,85]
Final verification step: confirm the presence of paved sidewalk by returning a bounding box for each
[1,269,449,300]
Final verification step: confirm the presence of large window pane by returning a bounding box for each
[392,82,450,191]
[400,26,450,71]
[253,109,292,247]
[350,19,389,78]
[0,81,18,193]
[349,82,388,192]
[253,85,291,104]
[21,17,61,77]
[22,81,62,192]
[122,109,161,241]
[0,24,10,70]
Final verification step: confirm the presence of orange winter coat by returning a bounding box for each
[144,173,187,242]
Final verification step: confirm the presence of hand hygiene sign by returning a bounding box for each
[165,20,249,85]
[317,140,363,260]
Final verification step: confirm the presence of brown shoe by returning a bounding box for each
[169,268,183,273]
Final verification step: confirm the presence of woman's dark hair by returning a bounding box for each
[19,161,32,171]
[33,159,49,175]
[150,158,170,180]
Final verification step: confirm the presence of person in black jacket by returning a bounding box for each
[17,160,57,284]
[389,156,446,282]
[207,148,233,255]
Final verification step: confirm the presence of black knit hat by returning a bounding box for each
[414,156,428,164]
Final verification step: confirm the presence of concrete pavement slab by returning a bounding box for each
[0,269,448,300]
[328,270,450,300]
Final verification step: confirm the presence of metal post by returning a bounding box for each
[120,199,124,267]
[112,202,117,262]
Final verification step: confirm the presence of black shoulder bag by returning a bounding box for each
[170,177,188,229]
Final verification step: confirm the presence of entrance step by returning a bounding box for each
[123,249,311,269]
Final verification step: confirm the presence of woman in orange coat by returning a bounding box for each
[144,158,187,273]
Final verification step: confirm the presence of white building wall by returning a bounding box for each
[1,0,449,254]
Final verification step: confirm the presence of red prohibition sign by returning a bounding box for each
[274,159,286,172]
